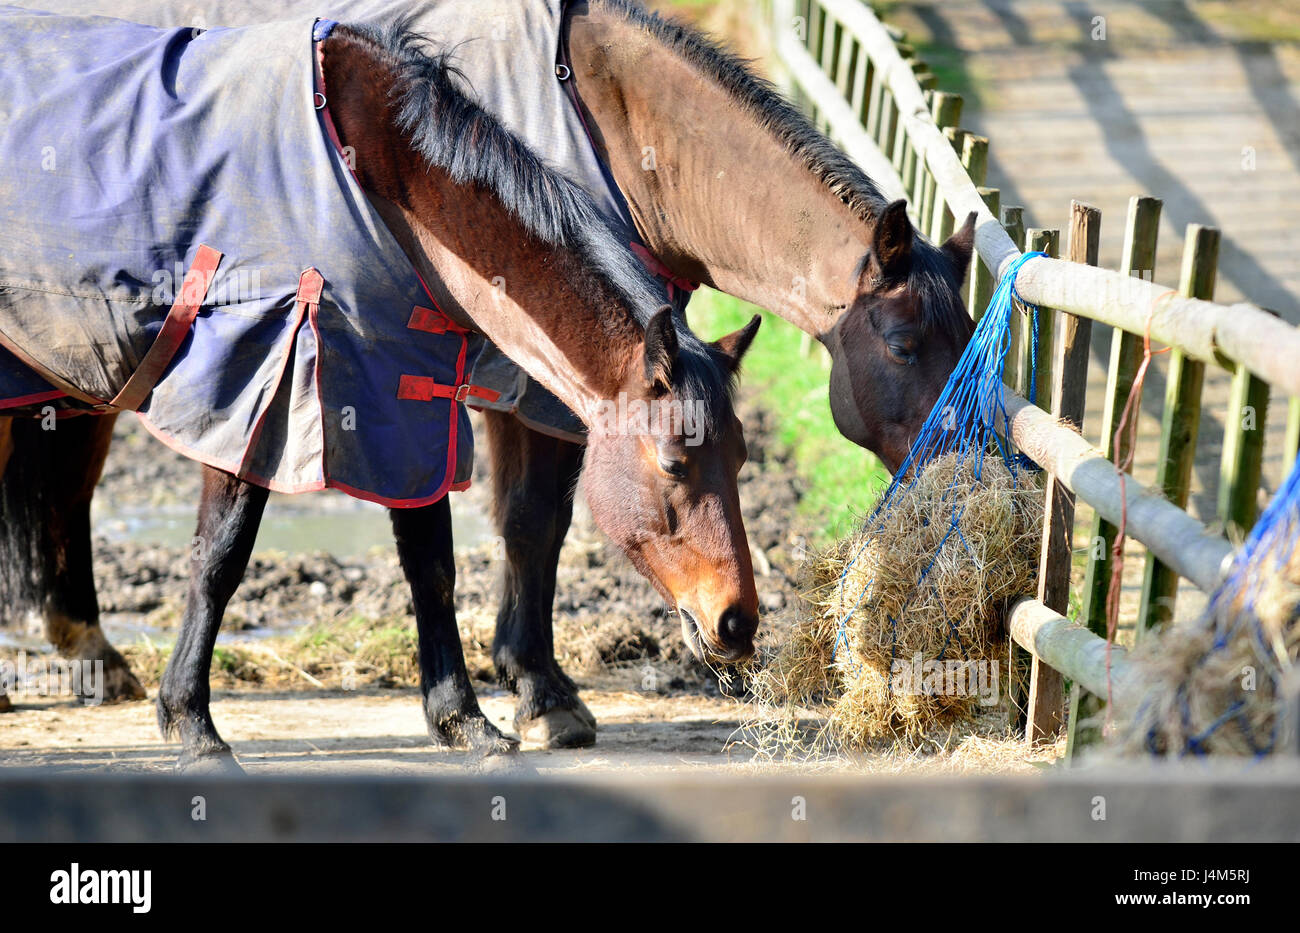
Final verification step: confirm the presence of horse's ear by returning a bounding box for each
[643,305,678,392]
[942,211,977,278]
[873,199,914,277]
[712,314,761,373]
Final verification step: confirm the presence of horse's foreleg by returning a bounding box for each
[483,410,595,748]
[157,466,267,771]
[389,498,518,756]
[0,413,144,702]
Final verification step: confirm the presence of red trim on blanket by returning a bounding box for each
[110,244,223,411]
[407,304,470,335]
[235,268,317,479]
[135,410,472,507]
[312,27,470,507]
[0,388,67,410]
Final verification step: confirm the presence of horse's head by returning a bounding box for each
[583,308,761,663]
[826,200,977,473]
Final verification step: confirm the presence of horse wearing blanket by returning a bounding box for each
[2,0,978,750]
[0,9,760,767]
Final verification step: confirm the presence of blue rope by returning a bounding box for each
[832,251,1049,667]
[1147,452,1300,755]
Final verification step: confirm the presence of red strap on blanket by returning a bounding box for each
[397,374,501,405]
[109,244,223,412]
[629,243,699,300]
[407,305,470,335]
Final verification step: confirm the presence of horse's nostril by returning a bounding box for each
[718,605,758,647]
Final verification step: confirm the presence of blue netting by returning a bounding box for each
[832,251,1048,667]
[1139,453,1300,757]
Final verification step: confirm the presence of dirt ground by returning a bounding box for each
[0,394,1057,776]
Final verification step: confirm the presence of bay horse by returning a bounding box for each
[1,0,976,748]
[0,13,759,766]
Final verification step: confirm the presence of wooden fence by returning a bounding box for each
[759,0,1300,753]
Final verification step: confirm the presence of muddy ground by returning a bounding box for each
[0,393,1057,775]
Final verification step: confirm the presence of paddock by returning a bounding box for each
[3,0,1300,846]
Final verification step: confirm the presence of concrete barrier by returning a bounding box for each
[2,766,1298,842]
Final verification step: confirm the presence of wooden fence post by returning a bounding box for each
[1219,358,1271,538]
[970,187,999,321]
[1053,203,1103,759]
[1079,196,1163,640]
[932,127,969,241]
[1000,205,1027,725]
[1023,225,1064,744]
[1023,228,1060,407]
[1000,206,1026,389]
[1286,397,1300,468]
[1136,225,1219,637]
[920,92,963,235]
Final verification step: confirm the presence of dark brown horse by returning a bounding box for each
[0,19,760,767]
[1,0,975,748]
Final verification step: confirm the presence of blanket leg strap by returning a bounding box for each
[397,375,501,405]
[109,244,224,412]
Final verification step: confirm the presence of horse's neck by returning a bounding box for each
[320,34,641,425]
[566,6,871,339]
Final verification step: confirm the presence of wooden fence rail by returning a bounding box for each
[760,0,1293,753]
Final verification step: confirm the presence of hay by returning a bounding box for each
[1117,526,1300,757]
[744,452,1043,756]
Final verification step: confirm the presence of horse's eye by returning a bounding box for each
[888,342,918,365]
[659,457,688,479]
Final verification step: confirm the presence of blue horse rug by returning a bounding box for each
[0,9,496,506]
[9,0,694,446]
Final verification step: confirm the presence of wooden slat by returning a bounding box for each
[932,127,968,241]
[1218,361,1270,537]
[970,188,999,321]
[1080,196,1163,638]
[834,23,855,98]
[962,133,989,187]
[848,37,872,122]
[1286,397,1300,467]
[1024,228,1061,408]
[1023,225,1065,744]
[1001,206,1026,390]
[1137,225,1219,636]
[921,92,963,239]
[1055,202,1102,760]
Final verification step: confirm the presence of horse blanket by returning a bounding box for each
[7,0,691,446]
[0,9,494,506]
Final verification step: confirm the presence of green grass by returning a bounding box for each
[688,288,890,542]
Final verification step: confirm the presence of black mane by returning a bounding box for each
[338,20,736,433]
[595,0,970,335]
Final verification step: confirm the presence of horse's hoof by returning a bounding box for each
[177,748,243,776]
[517,707,597,749]
[572,697,597,729]
[62,624,146,703]
[0,692,11,713]
[99,660,147,703]
[430,711,520,755]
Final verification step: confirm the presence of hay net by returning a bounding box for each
[830,250,1049,665]
[1126,454,1300,757]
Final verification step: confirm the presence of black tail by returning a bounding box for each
[0,416,110,629]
